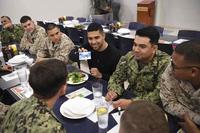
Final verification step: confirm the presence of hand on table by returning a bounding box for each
[105,90,118,101]
[90,68,102,79]
[113,99,132,109]
[179,113,200,133]
[2,65,13,72]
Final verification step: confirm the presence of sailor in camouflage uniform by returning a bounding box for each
[2,59,67,133]
[105,26,170,109]
[37,23,74,63]
[0,102,9,130]
[20,16,46,55]
[0,16,24,45]
[160,40,200,132]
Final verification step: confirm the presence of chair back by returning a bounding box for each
[76,17,86,23]
[158,43,173,55]
[118,36,133,55]
[65,27,81,45]
[37,21,46,29]
[57,25,65,33]
[66,16,74,21]
[178,30,200,40]
[153,26,164,36]
[128,22,145,30]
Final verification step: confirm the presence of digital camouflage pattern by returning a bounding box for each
[160,64,200,125]
[0,102,9,130]
[20,25,46,55]
[108,50,170,104]
[37,33,75,63]
[1,96,65,133]
[0,24,24,45]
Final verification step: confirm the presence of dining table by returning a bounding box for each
[53,75,119,133]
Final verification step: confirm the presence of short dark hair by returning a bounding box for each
[1,16,11,21]
[29,59,67,99]
[120,101,169,133]
[20,16,32,23]
[174,40,200,65]
[87,22,103,33]
[46,23,59,31]
[136,26,160,44]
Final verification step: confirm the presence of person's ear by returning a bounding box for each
[152,44,158,50]
[191,67,199,78]
[59,84,67,96]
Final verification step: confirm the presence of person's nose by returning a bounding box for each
[133,46,139,52]
[90,39,96,45]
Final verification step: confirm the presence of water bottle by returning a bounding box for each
[89,14,93,22]
[0,41,6,66]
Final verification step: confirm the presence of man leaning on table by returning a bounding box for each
[1,59,67,133]
[105,26,170,109]
[37,23,75,63]
[160,40,200,133]
[20,15,46,55]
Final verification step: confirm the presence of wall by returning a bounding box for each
[0,0,200,30]
[156,0,200,30]
[0,0,90,23]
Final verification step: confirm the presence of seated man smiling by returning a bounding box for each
[105,26,170,109]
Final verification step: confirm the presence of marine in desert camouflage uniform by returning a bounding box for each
[0,16,24,45]
[106,26,170,109]
[2,59,67,133]
[160,40,200,132]
[20,16,46,55]
[37,23,74,63]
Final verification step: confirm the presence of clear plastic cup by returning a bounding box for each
[96,102,109,129]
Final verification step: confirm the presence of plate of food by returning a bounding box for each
[67,72,89,85]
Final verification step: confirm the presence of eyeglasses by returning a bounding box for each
[171,60,200,70]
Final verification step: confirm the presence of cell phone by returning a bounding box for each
[79,51,91,60]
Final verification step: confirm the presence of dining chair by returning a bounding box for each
[57,24,65,33]
[93,19,106,25]
[118,36,133,55]
[76,17,87,23]
[65,27,81,45]
[105,33,120,50]
[158,43,173,55]
[0,24,2,31]
[37,21,46,29]
[178,30,200,40]
[128,22,145,30]
[66,16,74,21]
[153,26,164,36]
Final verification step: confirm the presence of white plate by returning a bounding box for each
[8,55,28,64]
[60,97,95,119]
[67,72,89,85]
[117,28,131,34]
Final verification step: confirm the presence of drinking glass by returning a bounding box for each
[96,102,109,129]
[17,68,28,91]
[92,82,103,105]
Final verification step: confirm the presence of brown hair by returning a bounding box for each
[120,101,169,133]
